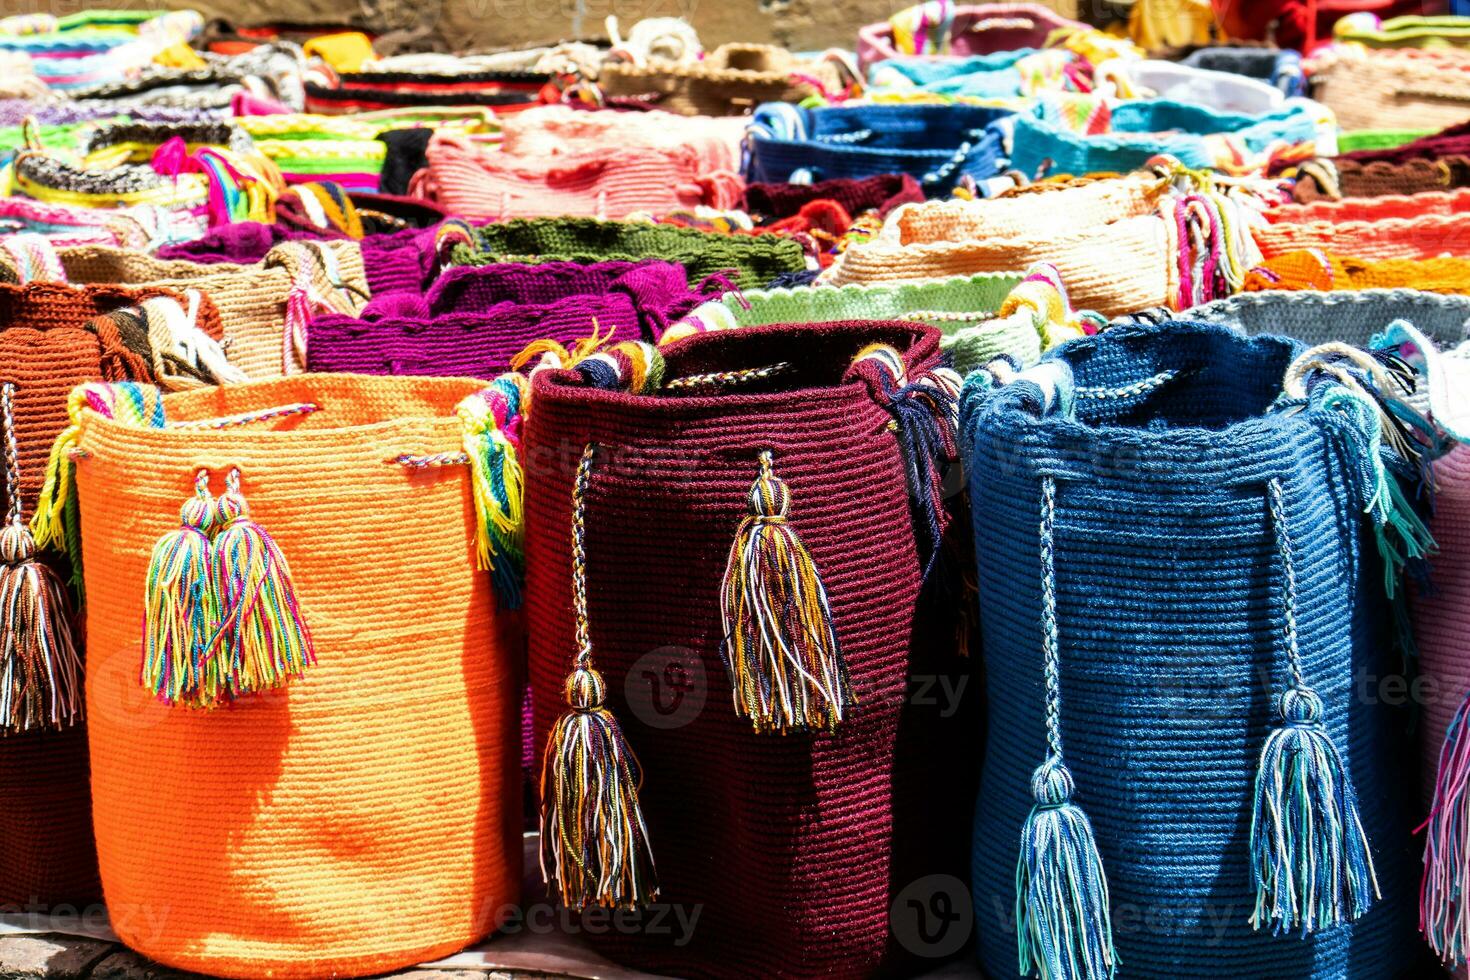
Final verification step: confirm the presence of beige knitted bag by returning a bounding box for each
[1307,47,1470,132]
[598,43,845,115]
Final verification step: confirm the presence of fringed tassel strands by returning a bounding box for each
[0,382,81,733]
[539,442,658,910]
[1423,691,1470,965]
[1015,476,1116,980]
[141,470,218,705]
[1250,478,1379,936]
[719,449,853,734]
[205,468,315,704]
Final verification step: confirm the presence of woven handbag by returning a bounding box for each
[59,373,521,978]
[519,321,976,978]
[1242,250,1470,294]
[1307,47,1470,133]
[1009,98,1330,177]
[308,261,708,376]
[0,240,370,379]
[1255,188,1470,261]
[1288,157,1470,203]
[421,130,744,222]
[739,173,926,224]
[665,265,1101,375]
[856,2,1085,72]
[744,103,1011,195]
[1179,46,1305,97]
[497,106,745,173]
[961,320,1424,978]
[0,280,227,909]
[447,218,808,290]
[597,43,844,115]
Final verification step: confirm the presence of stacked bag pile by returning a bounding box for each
[6,3,1470,980]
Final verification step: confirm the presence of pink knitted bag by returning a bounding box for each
[419,131,744,221]
[1255,188,1470,260]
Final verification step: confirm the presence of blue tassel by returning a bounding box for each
[1249,687,1380,935]
[1016,758,1117,980]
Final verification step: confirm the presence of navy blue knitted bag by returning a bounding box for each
[743,103,1012,196]
[960,321,1423,979]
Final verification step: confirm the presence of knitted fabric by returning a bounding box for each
[419,259,689,315]
[1308,47,1470,133]
[307,263,704,376]
[525,320,975,978]
[1337,129,1436,153]
[1290,157,1470,203]
[1340,119,1470,164]
[79,374,521,979]
[0,280,215,909]
[739,173,925,222]
[962,320,1421,978]
[451,218,808,290]
[1182,288,1470,350]
[1243,250,1470,294]
[1254,189,1470,261]
[1108,59,1286,115]
[1333,13,1470,48]
[596,43,843,115]
[377,127,433,196]
[497,106,745,173]
[1009,98,1329,177]
[421,130,744,221]
[744,103,1011,195]
[856,2,1085,71]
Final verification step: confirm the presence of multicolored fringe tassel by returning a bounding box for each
[458,377,527,608]
[1249,478,1379,936]
[141,470,218,705]
[1423,692,1470,965]
[719,449,852,735]
[0,382,81,732]
[31,382,167,588]
[203,468,315,705]
[539,442,658,909]
[1016,475,1116,980]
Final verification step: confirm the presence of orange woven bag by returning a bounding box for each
[68,374,521,979]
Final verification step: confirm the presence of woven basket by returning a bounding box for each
[1290,156,1470,203]
[449,218,808,291]
[856,2,1084,71]
[598,43,842,116]
[0,282,213,909]
[524,321,976,978]
[77,373,521,978]
[962,320,1421,977]
[4,241,370,379]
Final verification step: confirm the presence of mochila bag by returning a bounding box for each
[307,261,715,376]
[1242,250,1470,295]
[0,239,370,379]
[1306,47,1470,134]
[1179,47,1305,97]
[596,43,846,116]
[1287,156,1470,203]
[744,103,1011,196]
[856,2,1085,72]
[961,320,1425,978]
[665,264,1101,375]
[446,217,808,290]
[509,321,978,978]
[34,372,523,978]
[0,280,228,910]
[1254,188,1470,262]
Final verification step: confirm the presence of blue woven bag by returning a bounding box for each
[960,321,1424,978]
[1009,99,1322,177]
[744,103,1012,195]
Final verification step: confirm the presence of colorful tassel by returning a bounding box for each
[718,450,852,735]
[1422,693,1470,965]
[141,470,218,705]
[0,383,81,732]
[539,443,658,909]
[458,377,527,608]
[204,467,315,704]
[1016,476,1116,980]
[1249,478,1379,936]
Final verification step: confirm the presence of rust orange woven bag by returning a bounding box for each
[56,374,521,979]
[0,281,221,911]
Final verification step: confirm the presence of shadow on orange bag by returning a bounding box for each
[65,374,521,978]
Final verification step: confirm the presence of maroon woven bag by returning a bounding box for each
[0,282,208,910]
[523,321,978,979]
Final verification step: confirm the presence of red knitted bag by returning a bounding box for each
[0,282,214,910]
[523,321,978,978]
